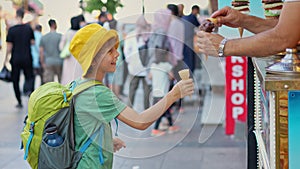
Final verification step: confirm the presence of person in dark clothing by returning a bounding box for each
[182,5,200,73]
[97,12,108,26]
[4,8,35,108]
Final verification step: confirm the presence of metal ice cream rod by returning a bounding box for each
[238,27,244,38]
[231,0,250,38]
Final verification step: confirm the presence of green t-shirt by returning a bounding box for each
[74,79,127,169]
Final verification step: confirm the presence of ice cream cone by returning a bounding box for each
[207,18,218,25]
[178,69,190,80]
[238,27,244,37]
[178,69,191,98]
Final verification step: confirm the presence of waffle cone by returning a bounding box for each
[178,69,191,98]
[178,69,190,80]
[207,18,218,24]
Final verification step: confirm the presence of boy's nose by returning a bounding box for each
[115,51,120,58]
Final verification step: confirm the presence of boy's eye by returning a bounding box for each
[107,50,112,55]
[108,48,116,55]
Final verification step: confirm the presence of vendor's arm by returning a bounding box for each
[238,14,277,34]
[198,2,300,57]
[117,79,194,130]
[225,2,300,57]
[212,6,278,34]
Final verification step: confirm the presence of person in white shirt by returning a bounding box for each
[123,15,151,109]
[149,48,179,136]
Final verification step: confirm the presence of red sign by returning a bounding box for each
[225,56,248,135]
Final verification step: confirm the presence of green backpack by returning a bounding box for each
[20,80,103,169]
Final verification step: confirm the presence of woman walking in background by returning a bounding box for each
[148,9,179,136]
[59,14,86,85]
[123,15,152,110]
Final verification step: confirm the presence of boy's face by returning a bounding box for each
[97,46,119,73]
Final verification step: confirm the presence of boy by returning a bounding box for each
[69,23,194,168]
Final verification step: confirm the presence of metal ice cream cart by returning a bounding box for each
[250,53,300,169]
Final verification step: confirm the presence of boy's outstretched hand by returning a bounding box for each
[171,78,194,99]
[113,138,126,152]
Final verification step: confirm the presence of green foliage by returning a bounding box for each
[85,0,124,15]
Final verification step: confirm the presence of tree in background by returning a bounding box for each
[84,0,123,15]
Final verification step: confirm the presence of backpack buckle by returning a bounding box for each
[29,122,35,132]
[62,91,68,102]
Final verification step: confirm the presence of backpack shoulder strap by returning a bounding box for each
[72,80,102,96]
[68,80,103,163]
[71,80,105,165]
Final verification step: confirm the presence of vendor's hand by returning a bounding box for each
[113,138,126,152]
[197,31,224,57]
[171,79,194,99]
[211,6,245,28]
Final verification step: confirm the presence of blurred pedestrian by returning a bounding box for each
[147,9,172,66]
[182,5,200,73]
[124,15,151,109]
[4,8,35,108]
[167,4,185,69]
[167,4,186,113]
[39,19,62,83]
[178,4,184,18]
[31,24,43,86]
[149,46,179,136]
[60,14,86,85]
[120,24,129,96]
[97,12,108,26]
